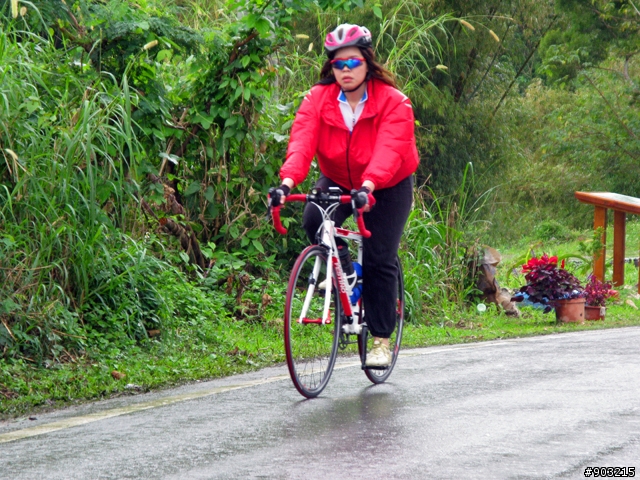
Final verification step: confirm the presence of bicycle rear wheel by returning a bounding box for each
[284,245,341,398]
[361,256,405,384]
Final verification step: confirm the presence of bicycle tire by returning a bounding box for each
[284,245,341,398]
[360,256,405,384]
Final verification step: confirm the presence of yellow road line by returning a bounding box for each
[0,375,289,445]
[0,339,525,444]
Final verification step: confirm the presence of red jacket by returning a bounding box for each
[280,78,420,191]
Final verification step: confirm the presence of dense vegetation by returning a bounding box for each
[0,0,638,412]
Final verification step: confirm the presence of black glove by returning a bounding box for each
[351,186,371,209]
[269,184,291,207]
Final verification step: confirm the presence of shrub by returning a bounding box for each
[513,254,585,312]
[584,274,617,307]
[533,220,572,241]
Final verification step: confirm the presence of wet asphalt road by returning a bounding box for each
[1,327,639,479]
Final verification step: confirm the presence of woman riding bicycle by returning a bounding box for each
[270,24,419,367]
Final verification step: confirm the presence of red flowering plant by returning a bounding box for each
[512,254,585,313]
[584,275,618,307]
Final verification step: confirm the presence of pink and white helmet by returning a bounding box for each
[324,24,372,53]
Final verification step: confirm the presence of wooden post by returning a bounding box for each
[613,210,626,286]
[593,206,607,281]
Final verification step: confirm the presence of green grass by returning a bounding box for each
[404,302,640,346]
[3,268,640,419]
[5,201,640,419]
[0,321,285,418]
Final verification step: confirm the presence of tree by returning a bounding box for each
[538,0,640,85]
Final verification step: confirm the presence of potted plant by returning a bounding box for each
[583,275,617,321]
[512,253,586,322]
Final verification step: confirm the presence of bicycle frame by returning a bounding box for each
[271,189,373,334]
[317,206,363,333]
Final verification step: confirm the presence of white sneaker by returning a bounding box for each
[318,271,357,291]
[365,340,392,367]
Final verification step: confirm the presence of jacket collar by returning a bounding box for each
[322,79,379,129]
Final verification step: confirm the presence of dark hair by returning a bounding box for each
[318,46,397,89]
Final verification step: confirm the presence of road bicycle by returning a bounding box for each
[270,187,404,398]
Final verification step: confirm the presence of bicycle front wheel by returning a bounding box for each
[284,245,341,398]
[361,256,405,384]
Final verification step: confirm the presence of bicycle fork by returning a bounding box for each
[295,245,355,327]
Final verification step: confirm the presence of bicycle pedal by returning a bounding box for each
[363,365,389,371]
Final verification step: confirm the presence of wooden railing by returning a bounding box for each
[575,191,640,293]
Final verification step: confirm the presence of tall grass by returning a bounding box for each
[278,0,454,97]
[374,0,453,105]
[401,164,496,322]
[166,0,231,28]
[0,26,171,362]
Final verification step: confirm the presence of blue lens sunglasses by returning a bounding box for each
[330,57,365,70]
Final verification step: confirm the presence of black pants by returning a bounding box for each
[302,175,414,338]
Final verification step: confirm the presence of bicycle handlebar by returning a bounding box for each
[269,191,376,238]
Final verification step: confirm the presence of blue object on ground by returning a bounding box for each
[518,292,547,310]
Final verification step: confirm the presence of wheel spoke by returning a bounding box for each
[285,246,340,398]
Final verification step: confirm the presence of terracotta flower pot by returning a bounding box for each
[552,298,585,323]
[585,305,606,321]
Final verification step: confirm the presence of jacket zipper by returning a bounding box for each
[345,130,353,189]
